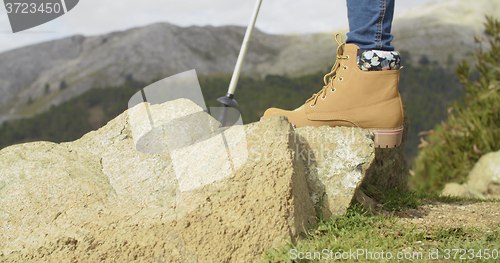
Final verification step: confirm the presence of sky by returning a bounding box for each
[0,0,446,53]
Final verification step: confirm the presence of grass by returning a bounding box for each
[260,190,500,263]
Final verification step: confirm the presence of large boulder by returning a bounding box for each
[0,98,401,262]
[467,150,500,199]
[442,150,500,199]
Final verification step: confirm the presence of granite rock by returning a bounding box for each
[0,99,405,262]
[294,126,374,217]
[467,150,500,199]
[442,150,500,199]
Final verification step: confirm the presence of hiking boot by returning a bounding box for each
[262,34,405,148]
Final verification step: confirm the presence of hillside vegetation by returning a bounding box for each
[411,16,500,193]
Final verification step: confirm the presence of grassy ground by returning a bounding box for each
[260,190,500,262]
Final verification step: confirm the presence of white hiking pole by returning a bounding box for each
[217,0,263,127]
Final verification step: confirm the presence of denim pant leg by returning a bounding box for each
[345,0,395,51]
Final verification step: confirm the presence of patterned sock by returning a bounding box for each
[357,50,401,71]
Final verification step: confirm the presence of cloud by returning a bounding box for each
[0,0,445,53]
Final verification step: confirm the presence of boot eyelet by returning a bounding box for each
[310,103,315,108]
[321,96,326,100]
[339,77,344,82]
[331,88,336,92]
[346,55,350,60]
[343,66,348,70]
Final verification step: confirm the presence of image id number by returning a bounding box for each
[5,2,62,14]
[443,249,498,260]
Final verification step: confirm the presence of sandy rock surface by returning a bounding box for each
[0,99,387,262]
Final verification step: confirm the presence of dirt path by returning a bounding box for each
[395,201,500,230]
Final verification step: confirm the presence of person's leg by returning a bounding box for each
[346,0,395,51]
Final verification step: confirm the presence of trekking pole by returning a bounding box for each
[217,0,263,127]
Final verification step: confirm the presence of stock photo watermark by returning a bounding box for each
[290,248,499,261]
[3,0,79,33]
[127,70,249,191]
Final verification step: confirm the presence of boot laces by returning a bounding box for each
[307,33,348,107]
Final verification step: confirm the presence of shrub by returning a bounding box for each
[411,16,500,193]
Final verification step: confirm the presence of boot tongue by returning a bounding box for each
[357,50,401,71]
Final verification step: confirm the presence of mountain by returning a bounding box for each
[0,24,340,124]
[0,0,498,123]
[392,0,500,64]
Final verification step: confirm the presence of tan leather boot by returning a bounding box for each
[262,34,404,148]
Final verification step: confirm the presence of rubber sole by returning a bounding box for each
[368,125,404,148]
[260,117,404,148]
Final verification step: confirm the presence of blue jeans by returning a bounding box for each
[346,0,395,51]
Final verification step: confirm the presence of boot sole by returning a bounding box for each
[368,125,404,148]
